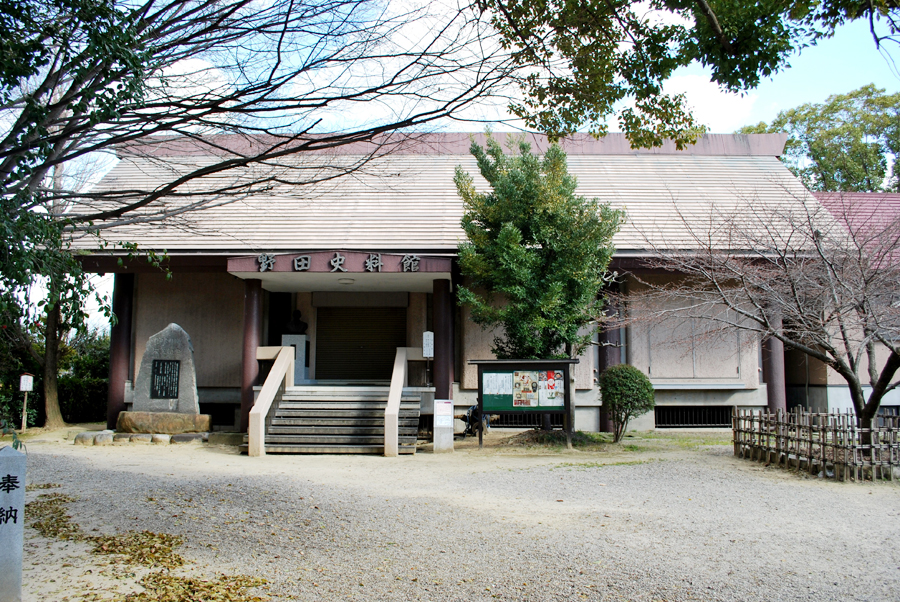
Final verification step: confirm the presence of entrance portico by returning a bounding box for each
[228,251,454,432]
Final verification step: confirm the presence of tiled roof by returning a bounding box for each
[814,192,900,228]
[71,133,815,255]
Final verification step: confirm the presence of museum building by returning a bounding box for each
[72,132,885,452]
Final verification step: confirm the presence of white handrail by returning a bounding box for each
[384,347,408,457]
[384,347,426,457]
[248,346,295,457]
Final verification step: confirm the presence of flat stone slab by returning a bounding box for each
[207,432,244,446]
[117,411,211,435]
[94,433,114,446]
[130,434,153,444]
[171,433,204,445]
[151,434,171,444]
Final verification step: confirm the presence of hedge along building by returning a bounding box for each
[74,132,810,446]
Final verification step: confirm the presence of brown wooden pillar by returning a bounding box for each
[433,279,453,400]
[762,324,787,414]
[107,273,135,430]
[240,279,262,432]
[597,296,620,433]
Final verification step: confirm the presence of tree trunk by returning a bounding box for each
[857,407,877,451]
[43,303,66,429]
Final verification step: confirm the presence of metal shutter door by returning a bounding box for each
[315,307,407,380]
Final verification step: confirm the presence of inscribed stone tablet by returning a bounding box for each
[150,360,181,399]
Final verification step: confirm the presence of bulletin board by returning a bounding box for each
[481,369,566,412]
[469,359,579,447]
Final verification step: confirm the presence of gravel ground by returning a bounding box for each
[18,432,900,602]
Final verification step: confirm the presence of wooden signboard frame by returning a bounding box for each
[469,359,579,449]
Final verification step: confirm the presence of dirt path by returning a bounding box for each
[13,427,900,602]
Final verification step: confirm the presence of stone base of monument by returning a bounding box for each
[117,411,211,434]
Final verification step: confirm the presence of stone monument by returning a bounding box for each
[0,446,25,602]
[133,323,200,414]
[118,324,210,435]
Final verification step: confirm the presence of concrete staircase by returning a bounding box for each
[241,385,421,454]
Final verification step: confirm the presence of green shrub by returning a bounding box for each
[56,329,109,424]
[0,385,38,428]
[58,376,107,424]
[599,364,655,442]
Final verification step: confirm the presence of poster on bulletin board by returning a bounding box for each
[479,364,572,413]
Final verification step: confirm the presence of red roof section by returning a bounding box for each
[814,192,900,228]
[814,192,900,266]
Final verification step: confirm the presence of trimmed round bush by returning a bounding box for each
[599,364,655,442]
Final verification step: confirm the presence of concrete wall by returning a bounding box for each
[823,344,895,387]
[133,272,244,388]
[653,387,768,407]
[460,300,500,390]
[825,384,900,412]
[785,342,899,412]
[459,293,596,391]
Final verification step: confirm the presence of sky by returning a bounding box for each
[666,19,900,133]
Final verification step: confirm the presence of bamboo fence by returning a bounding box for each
[732,408,900,482]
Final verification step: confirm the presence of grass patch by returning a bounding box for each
[636,431,733,449]
[499,429,733,453]
[551,459,656,470]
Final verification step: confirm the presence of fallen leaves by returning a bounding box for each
[26,482,62,491]
[26,493,267,602]
[120,573,267,602]
[26,493,81,540]
[90,531,185,569]
[27,493,184,568]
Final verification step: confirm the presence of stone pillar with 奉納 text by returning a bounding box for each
[0,446,26,602]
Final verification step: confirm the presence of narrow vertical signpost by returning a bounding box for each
[18,374,32,433]
[0,446,26,602]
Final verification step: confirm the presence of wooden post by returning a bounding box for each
[240,279,262,433]
[761,322,787,413]
[433,279,453,402]
[107,273,135,430]
[597,294,620,434]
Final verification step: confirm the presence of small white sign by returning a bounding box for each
[482,372,513,395]
[422,331,434,359]
[434,399,453,428]
[18,374,33,393]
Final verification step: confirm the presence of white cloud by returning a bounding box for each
[664,74,759,133]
